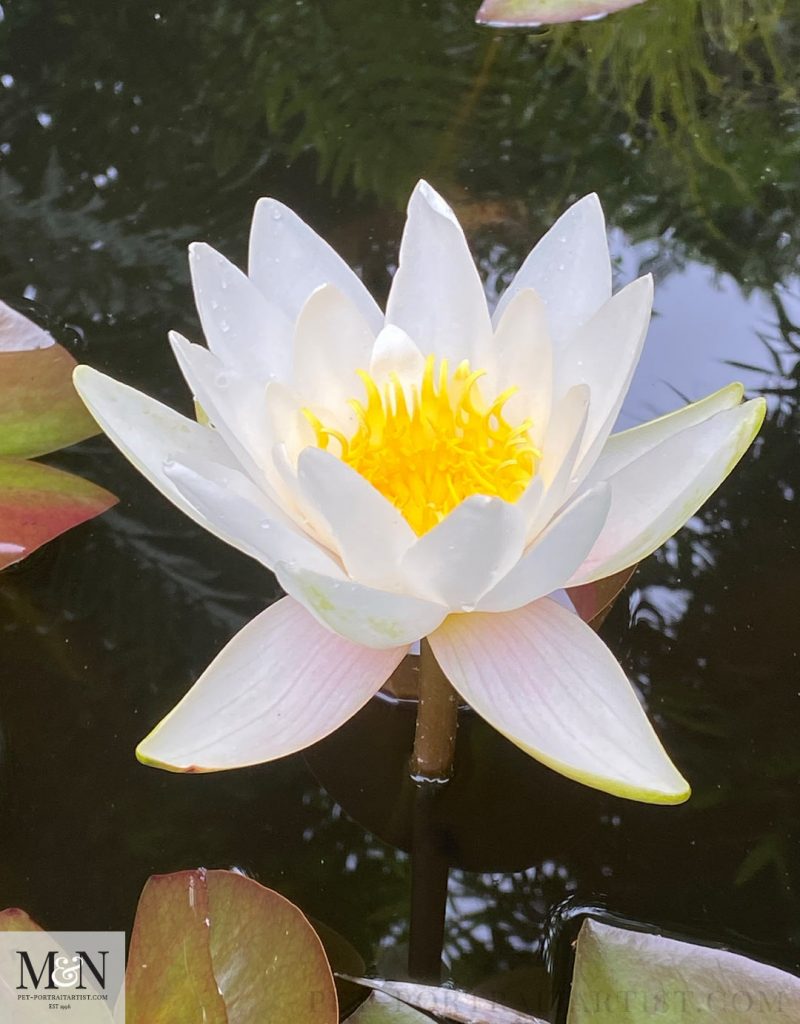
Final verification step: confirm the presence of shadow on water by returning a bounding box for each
[1,0,799,1012]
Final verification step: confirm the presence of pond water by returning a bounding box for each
[1,0,799,1018]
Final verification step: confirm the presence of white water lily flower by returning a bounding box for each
[74,182,764,803]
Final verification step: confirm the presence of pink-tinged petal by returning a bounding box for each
[492,288,553,443]
[1,308,99,458]
[558,275,653,474]
[493,194,611,345]
[386,181,492,366]
[477,484,610,612]
[584,382,745,487]
[429,598,690,803]
[249,198,383,333]
[73,365,245,534]
[275,562,448,649]
[401,496,525,610]
[189,242,292,382]
[169,331,272,482]
[476,0,647,27]
[297,448,415,590]
[164,458,345,576]
[0,299,54,351]
[292,284,375,410]
[570,397,766,585]
[136,597,405,771]
[0,457,117,570]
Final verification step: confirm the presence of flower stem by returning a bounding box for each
[410,639,459,781]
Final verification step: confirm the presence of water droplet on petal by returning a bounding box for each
[271,207,282,222]
[215,370,231,387]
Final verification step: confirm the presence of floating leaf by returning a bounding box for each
[344,977,547,1024]
[475,0,647,26]
[126,868,338,1024]
[0,457,117,570]
[567,918,800,1023]
[0,908,44,932]
[0,302,98,458]
[346,991,434,1022]
[567,565,637,628]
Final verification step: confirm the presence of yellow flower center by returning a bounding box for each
[303,355,541,536]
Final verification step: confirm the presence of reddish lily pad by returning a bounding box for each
[0,301,99,459]
[126,869,338,1024]
[476,0,646,27]
[0,908,44,932]
[0,457,117,570]
[567,565,638,628]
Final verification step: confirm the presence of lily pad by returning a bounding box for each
[345,991,435,1022]
[567,565,637,628]
[0,302,99,459]
[345,977,547,1023]
[568,918,800,1023]
[475,0,647,26]
[0,457,117,570]
[126,868,338,1024]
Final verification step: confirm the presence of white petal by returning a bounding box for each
[570,397,766,585]
[189,242,292,382]
[477,484,610,612]
[492,287,553,442]
[558,275,654,472]
[525,384,590,541]
[249,198,383,332]
[276,562,447,649]
[0,299,54,350]
[72,366,242,533]
[369,325,426,389]
[429,598,690,803]
[584,382,745,487]
[401,496,525,610]
[386,180,492,365]
[169,331,270,482]
[297,447,416,589]
[136,597,404,771]
[292,284,375,409]
[494,194,611,345]
[164,458,344,576]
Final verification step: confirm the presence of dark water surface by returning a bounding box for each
[1,0,799,1017]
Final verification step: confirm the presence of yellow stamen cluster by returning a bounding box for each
[304,356,541,536]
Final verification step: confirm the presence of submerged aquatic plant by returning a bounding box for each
[74,184,763,803]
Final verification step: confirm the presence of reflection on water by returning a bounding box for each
[1,0,799,1008]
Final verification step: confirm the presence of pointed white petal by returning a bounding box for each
[386,181,492,365]
[494,194,611,344]
[369,325,426,388]
[292,284,375,410]
[164,458,344,576]
[558,275,654,473]
[72,366,242,534]
[478,484,610,612]
[169,331,270,482]
[297,448,416,589]
[584,382,745,486]
[189,242,292,382]
[0,299,54,350]
[401,496,525,610]
[492,287,553,442]
[525,384,590,541]
[137,597,404,771]
[429,598,690,803]
[249,198,383,332]
[276,562,447,649]
[570,397,766,585]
